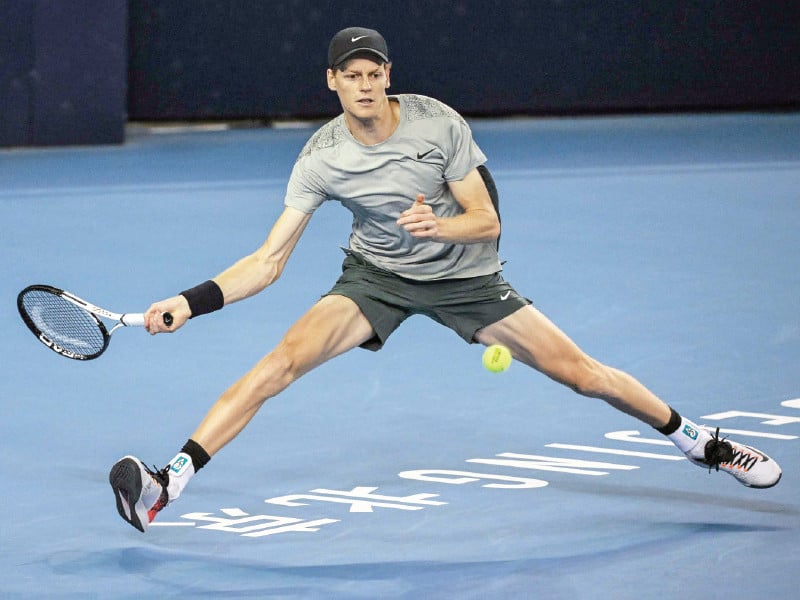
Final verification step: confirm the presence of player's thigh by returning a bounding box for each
[475,305,595,387]
[276,294,375,376]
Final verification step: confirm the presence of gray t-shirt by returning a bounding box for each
[285,94,501,280]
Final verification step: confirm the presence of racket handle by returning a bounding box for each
[163,312,173,327]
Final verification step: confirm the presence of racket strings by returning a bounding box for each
[20,290,107,356]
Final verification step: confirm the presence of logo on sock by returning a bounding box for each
[682,424,698,440]
[170,454,191,477]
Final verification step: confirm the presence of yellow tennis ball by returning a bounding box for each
[483,344,512,373]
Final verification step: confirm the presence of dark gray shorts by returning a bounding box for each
[324,250,530,351]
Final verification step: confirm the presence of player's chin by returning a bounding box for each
[351,100,378,115]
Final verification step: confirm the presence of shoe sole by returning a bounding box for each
[109,457,147,532]
[745,471,782,489]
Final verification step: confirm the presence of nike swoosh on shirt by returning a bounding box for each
[416,148,436,160]
[500,291,511,300]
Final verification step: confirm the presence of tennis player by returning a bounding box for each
[109,27,781,533]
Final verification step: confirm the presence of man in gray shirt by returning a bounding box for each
[109,27,781,533]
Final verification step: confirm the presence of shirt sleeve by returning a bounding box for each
[442,117,487,182]
[284,157,327,214]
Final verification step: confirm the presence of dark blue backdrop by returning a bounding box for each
[126,0,800,120]
[1,0,798,146]
[0,0,127,146]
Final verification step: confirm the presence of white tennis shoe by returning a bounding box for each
[109,456,169,532]
[687,428,782,489]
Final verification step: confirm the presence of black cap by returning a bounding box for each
[328,27,390,68]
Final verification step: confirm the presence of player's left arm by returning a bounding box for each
[397,167,500,243]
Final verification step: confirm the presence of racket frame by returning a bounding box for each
[17,284,147,360]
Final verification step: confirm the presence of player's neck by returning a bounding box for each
[345,98,400,146]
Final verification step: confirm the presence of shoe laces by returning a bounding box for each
[703,427,735,472]
[144,463,170,486]
[144,464,170,517]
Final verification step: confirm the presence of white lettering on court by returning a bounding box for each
[467,453,638,476]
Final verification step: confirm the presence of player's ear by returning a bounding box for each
[327,68,337,91]
[384,63,391,88]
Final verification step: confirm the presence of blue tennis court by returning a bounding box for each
[2,112,799,598]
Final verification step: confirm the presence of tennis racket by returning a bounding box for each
[17,284,173,361]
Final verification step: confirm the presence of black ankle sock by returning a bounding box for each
[655,406,682,435]
[181,439,211,471]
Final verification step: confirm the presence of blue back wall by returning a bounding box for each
[127,1,800,120]
[1,1,798,146]
[0,0,126,146]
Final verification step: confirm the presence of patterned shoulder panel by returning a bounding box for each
[403,94,467,127]
[296,116,347,161]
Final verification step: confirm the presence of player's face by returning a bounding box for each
[327,58,392,122]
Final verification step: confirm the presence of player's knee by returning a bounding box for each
[248,342,303,398]
[268,333,314,381]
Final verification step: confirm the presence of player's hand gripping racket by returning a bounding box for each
[17,284,172,361]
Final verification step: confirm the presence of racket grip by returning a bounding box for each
[163,312,174,327]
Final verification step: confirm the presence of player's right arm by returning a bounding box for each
[213,206,312,303]
[144,206,312,333]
